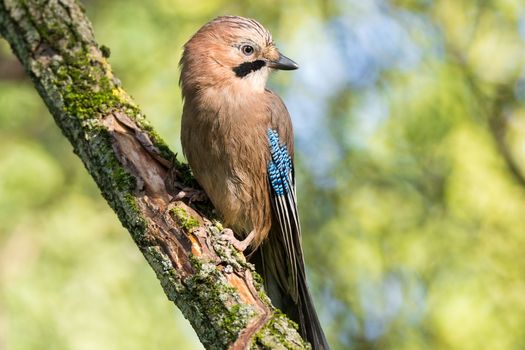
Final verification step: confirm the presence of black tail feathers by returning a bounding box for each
[252,248,331,350]
[295,274,330,350]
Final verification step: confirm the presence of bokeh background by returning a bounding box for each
[2,0,525,349]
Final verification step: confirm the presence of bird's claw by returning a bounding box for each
[174,187,208,203]
[220,228,251,252]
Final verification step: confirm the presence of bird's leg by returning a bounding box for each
[162,159,208,203]
[221,229,256,252]
[174,187,208,203]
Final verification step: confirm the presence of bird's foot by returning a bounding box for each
[164,161,207,203]
[174,187,208,203]
[220,229,255,252]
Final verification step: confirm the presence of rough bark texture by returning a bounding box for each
[0,0,309,349]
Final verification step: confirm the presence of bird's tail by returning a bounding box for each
[252,246,331,350]
[296,273,330,349]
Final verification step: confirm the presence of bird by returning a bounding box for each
[179,15,330,349]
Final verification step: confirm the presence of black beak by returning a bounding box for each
[267,53,299,70]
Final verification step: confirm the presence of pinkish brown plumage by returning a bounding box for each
[180,16,329,349]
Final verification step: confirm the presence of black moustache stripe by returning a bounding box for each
[233,60,266,77]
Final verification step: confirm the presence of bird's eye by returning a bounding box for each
[241,45,254,56]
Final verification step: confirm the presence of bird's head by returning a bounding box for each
[180,16,298,97]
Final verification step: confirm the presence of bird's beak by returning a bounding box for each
[267,53,299,70]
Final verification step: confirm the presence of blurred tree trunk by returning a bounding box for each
[0,1,308,349]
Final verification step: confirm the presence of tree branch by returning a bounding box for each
[0,0,308,349]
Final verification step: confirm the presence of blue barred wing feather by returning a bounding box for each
[266,128,302,301]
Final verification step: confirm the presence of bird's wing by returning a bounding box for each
[260,92,331,349]
[263,91,305,302]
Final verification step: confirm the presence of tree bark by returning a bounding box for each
[0,1,309,349]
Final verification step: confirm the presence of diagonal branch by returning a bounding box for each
[0,0,308,349]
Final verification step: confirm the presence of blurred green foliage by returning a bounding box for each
[2,0,525,349]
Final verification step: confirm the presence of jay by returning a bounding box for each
[180,16,330,349]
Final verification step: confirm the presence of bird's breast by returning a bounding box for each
[181,94,272,235]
